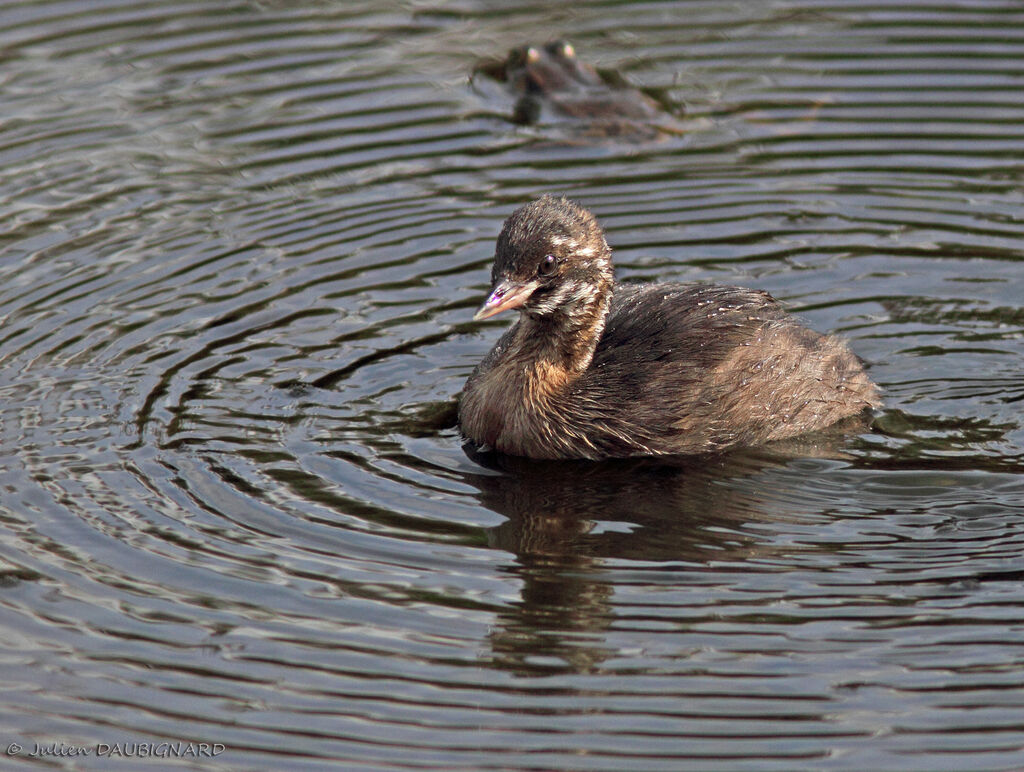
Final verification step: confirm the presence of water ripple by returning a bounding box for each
[1,0,1023,769]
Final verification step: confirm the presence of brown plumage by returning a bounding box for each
[459,196,881,460]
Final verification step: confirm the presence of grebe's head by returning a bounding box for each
[474,195,613,321]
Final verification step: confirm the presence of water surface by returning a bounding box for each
[1,1,1023,769]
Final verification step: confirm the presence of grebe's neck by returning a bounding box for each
[509,278,612,377]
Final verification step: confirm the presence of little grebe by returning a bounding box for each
[459,196,881,460]
[502,40,663,124]
[475,40,685,142]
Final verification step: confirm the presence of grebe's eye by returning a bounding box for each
[537,254,557,277]
[551,40,575,59]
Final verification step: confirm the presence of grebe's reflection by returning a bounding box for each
[462,432,863,675]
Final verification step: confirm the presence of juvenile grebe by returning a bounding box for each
[459,196,880,460]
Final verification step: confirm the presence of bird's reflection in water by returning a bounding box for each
[463,422,868,675]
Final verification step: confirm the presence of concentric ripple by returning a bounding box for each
[0,0,1023,770]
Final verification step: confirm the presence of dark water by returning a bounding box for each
[1,0,1023,769]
